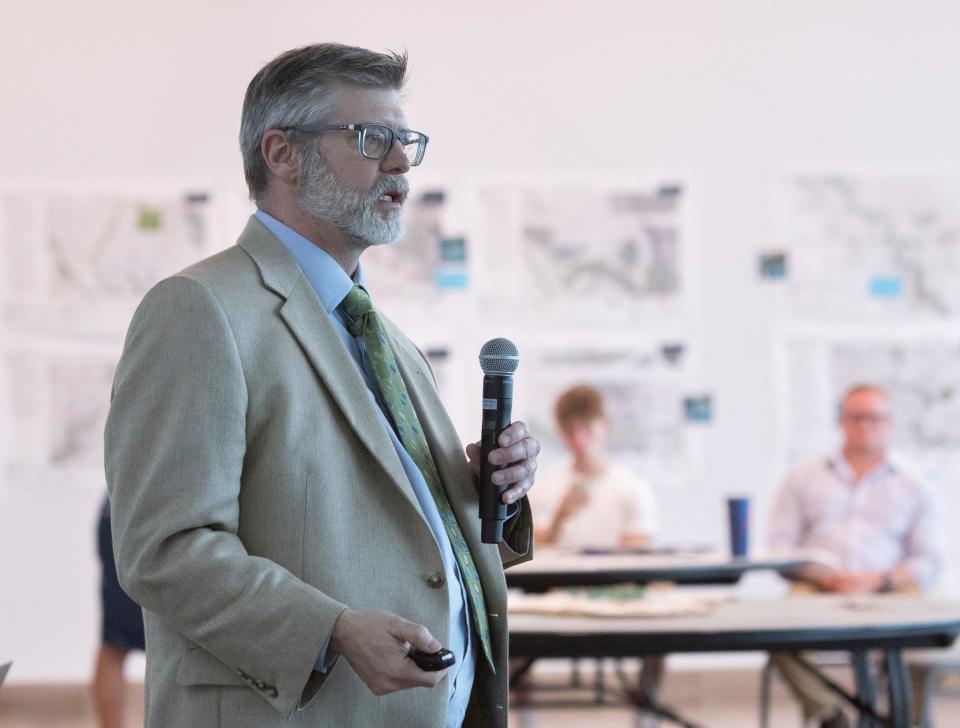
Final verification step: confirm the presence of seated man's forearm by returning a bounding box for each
[886,563,920,591]
[619,532,651,548]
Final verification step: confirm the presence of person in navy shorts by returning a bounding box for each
[92,496,145,728]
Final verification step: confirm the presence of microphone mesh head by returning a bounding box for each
[479,338,520,375]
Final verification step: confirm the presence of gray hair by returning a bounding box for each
[240,43,408,199]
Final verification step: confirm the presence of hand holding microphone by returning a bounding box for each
[465,338,542,543]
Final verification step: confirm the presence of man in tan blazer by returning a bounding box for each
[105,43,538,728]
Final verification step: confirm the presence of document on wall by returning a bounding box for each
[771,173,960,320]
[517,339,701,492]
[0,185,225,336]
[0,183,228,494]
[474,181,691,326]
[0,346,118,487]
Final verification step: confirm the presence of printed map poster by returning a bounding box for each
[0,346,118,489]
[516,340,695,491]
[475,182,690,326]
[0,185,224,336]
[773,173,960,320]
[778,328,960,491]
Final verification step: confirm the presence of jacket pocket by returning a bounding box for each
[176,646,247,687]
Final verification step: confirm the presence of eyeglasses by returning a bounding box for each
[841,412,890,424]
[280,123,429,166]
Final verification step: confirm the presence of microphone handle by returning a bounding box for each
[479,374,513,543]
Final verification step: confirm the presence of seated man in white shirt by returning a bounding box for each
[534,384,659,548]
[767,383,940,728]
[527,384,664,700]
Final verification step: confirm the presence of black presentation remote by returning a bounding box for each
[408,647,456,671]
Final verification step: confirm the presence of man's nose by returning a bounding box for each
[380,140,411,175]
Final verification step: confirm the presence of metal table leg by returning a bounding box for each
[884,649,911,728]
[510,657,536,689]
[615,659,705,728]
[852,651,877,728]
[792,653,886,725]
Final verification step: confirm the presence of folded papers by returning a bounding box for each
[508,587,731,618]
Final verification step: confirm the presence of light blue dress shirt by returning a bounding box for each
[255,210,476,728]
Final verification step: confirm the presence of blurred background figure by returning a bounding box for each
[534,384,659,549]
[526,384,665,718]
[766,383,941,728]
[91,496,144,728]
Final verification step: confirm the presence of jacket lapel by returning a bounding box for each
[236,217,425,520]
[383,317,508,601]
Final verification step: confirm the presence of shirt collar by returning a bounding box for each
[254,209,367,313]
[827,450,896,484]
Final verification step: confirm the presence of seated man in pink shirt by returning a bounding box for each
[767,383,940,728]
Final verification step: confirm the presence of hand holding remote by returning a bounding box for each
[408,647,456,671]
[330,609,450,695]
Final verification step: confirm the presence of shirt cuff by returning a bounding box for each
[313,634,338,673]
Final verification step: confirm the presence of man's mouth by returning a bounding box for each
[377,189,406,205]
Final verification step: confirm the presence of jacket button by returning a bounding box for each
[426,571,446,589]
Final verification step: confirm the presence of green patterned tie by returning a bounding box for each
[339,285,494,670]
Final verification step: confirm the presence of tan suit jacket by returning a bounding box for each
[105,217,533,728]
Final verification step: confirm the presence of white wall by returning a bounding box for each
[2,0,960,682]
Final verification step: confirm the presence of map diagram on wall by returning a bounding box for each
[1,349,117,485]
[781,333,960,487]
[518,342,694,490]
[475,183,687,324]
[0,188,221,334]
[361,186,470,306]
[773,175,960,320]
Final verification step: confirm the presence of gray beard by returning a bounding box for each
[296,145,407,247]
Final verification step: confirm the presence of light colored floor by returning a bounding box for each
[1,667,959,727]
[511,660,960,727]
[511,664,807,727]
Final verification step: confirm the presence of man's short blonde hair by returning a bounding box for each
[554,384,606,428]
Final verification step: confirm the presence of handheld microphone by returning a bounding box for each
[478,338,520,544]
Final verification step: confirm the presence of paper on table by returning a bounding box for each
[508,588,732,619]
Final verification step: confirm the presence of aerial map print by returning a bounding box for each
[0,186,223,490]
[774,174,960,319]
[2,348,117,482]
[522,341,694,490]
[1,188,219,334]
[476,183,687,324]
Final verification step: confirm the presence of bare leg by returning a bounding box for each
[92,644,129,728]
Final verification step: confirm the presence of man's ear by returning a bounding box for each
[261,129,300,187]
